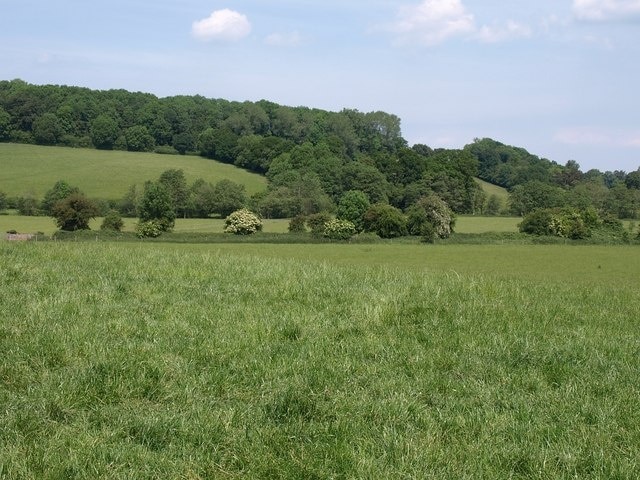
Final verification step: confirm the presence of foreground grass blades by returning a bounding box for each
[1,243,639,478]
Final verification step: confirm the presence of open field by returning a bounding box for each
[0,214,519,237]
[0,143,267,199]
[1,241,638,478]
[0,215,292,237]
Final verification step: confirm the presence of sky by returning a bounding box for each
[1,0,639,172]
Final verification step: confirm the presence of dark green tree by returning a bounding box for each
[138,181,175,231]
[32,113,63,145]
[124,125,155,152]
[509,181,567,216]
[211,179,247,217]
[41,180,80,215]
[188,179,215,218]
[336,190,370,232]
[625,169,640,190]
[485,194,503,216]
[17,195,40,216]
[363,203,407,238]
[0,107,10,140]
[119,184,140,217]
[198,126,239,163]
[159,169,189,218]
[100,209,124,231]
[52,193,99,231]
[172,132,196,155]
[90,114,120,150]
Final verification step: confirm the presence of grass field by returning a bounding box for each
[0,214,519,237]
[1,241,638,478]
[0,143,267,200]
[475,177,509,202]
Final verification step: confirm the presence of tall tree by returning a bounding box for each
[90,114,120,150]
[52,193,99,231]
[138,181,176,231]
[159,169,189,218]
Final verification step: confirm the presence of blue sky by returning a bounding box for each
[1,0,639,172]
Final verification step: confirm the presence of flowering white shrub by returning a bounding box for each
[323,219,356,240]
[224,209,262,235]
[135,220,164,238]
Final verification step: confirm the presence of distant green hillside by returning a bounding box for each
[0,143,267,200]
[475,177,509,202]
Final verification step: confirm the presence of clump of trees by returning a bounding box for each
[3,80,639,227]
[518,207,624,240]
[51,192,99,231]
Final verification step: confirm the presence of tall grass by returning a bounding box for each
[1,242,638,478]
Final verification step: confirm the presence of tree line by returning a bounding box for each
[1,79,639,219]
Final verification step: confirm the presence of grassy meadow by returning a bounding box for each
[0,214,518,237]
[0,143,267,200]
[1,241,639,478]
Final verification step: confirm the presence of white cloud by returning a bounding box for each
[554,127,640,147]
[192,9,251,42]
[573,0,640,21]
[388,0,532,46]
[265,31,302,47]
[477,21,532,43]
[391,0,476,46]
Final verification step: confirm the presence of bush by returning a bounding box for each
[518,209,555,236]
[407,195,455,239]
[336,190,370,232]
[135,220,164,238]
[52,193,99,231]
[323,219,356,240]
[224,209,262,235]
[138,181,175,232]
[420,222,436,244]
[288,215,307,233]
[363,204,407,239]
[101,209,124,231]
[306,212,332,236]
[518,207,613,240]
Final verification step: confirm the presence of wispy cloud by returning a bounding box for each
[573,0,640,22]
[554,126,640,148]
[387,0,532,46]
[265,31,302,47]
[390,0,475,46]
[477,21,532,43]
[192,9,251,42]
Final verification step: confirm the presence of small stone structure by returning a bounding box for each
[6,233,35,241]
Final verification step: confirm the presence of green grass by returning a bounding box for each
[1,242,638,478]
[0,143,267,200]
[475,177,509,202]
[177,243,640,288]
[455,215,520,233]
[0,215,290,237]
[0,214,516,237]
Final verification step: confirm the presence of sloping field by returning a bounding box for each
[475,177,509,202]
[0,143,267,199]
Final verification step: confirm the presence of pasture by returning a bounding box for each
[1,241,639,478]
[0,143,267,200]
[0,214,519,237]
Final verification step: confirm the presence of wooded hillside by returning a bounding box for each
[1,80,639,219]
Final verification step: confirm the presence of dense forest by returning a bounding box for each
[1,79,639,220]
